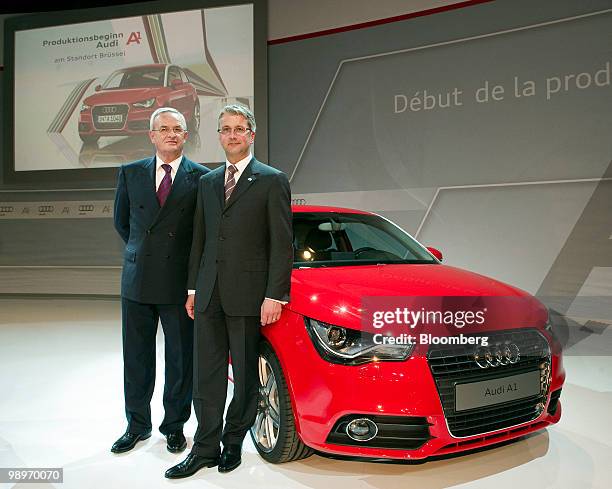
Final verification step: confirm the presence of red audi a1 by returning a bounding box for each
[250,205,565,463]
[78,64,199,144]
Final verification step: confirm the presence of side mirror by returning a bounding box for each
[427,247,443,262]
[94,84,102,92]
[170,79,183,88]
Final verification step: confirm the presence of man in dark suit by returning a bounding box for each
[165,104,292,478]
[111,107,209,455]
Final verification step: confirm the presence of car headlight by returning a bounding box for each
[80,103,91,112]
[304,317,414,365]
[132,97,156,108]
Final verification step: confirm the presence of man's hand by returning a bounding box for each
[260,298,282,326]
[185,294,195,320]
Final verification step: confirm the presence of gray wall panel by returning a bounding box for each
[0,267,120,295]
[0,219,122,266]
[417,181,599,295]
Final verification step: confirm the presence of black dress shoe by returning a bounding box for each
[218,444,242,473]
[166,431,187,453]
[110,431,151,453]
[165,453,220,479]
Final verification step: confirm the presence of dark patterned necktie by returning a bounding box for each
[156,164,173,206]
[224,164,238,202]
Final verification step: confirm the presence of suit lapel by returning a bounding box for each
[141,157,160,212]
[224,159,259,211]
[211,167,226,210]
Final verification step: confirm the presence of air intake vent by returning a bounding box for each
[547,388,562,416]
[326,414,432,450]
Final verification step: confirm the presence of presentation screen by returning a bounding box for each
[3,0,266,186]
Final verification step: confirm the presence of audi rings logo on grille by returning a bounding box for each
[292,198,306,205]
[473,343,520,368]
[102,106,118,114]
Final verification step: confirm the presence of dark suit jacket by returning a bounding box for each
[188,158,293,316]
[114,155,209,304]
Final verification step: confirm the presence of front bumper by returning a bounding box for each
[264,310,565,461]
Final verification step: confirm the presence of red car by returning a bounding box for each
[78,64,199,144]
[250,205,565,463]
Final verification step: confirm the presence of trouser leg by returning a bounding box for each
[158,303,194,435]
[192,284,228,457]
[222,315,261,446]
[121,297,158,434]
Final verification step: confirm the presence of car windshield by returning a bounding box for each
[293,212,437,267]
[102,67,165,89]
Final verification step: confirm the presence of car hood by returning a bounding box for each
[83,88,163,105]
[288,263,544,331]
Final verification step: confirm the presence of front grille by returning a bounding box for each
[428,328,551,438]
[326,414,432,450]
[92,104,129,130]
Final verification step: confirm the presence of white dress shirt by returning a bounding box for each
[155,154,182,190]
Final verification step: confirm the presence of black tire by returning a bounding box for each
[250,341,314,463]
[79,134,99,145]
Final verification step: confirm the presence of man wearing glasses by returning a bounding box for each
[112,107,209,455]
[165,104,292,478]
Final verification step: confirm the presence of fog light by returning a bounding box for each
[346,418,378,442]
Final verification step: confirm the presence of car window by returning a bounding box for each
[344,222,408,257]
[168,67,182,86]
[293,212,436,266]
[103,68,164,89]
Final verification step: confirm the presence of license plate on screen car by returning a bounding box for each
[455,370,541,411]
[97,115,123,123]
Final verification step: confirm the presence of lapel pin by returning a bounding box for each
[248,177,253,182]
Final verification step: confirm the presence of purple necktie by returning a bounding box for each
[156,164,172,206]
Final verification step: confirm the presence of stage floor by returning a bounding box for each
[1,298,611,489]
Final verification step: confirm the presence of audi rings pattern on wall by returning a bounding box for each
[473,343,520,368]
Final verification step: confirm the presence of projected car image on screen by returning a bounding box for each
[251,206,565,463]
[78,64,199,144]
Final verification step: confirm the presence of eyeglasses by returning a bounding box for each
[217,126,251,137]
[151,126,186,136]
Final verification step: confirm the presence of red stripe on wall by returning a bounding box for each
[268,0,494,45]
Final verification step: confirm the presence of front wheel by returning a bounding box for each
[249,342,313,463]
